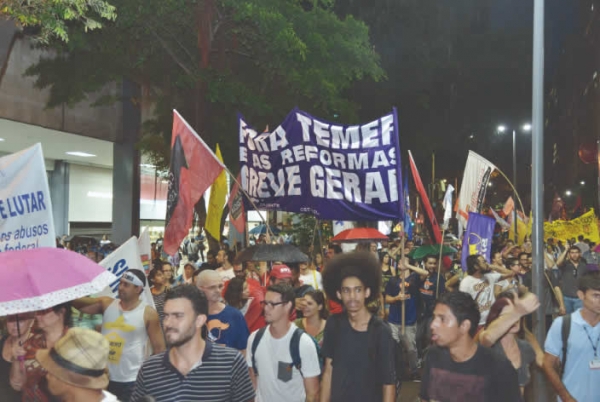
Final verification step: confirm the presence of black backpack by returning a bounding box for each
[250,326,323,377]
[331,314,405,396]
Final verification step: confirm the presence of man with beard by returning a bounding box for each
[416,255,445,358]
[557,245,590,313]
[459,254,514,330]
[247,284,321,402]
[420,291,520,402]
[131,285,254,402]
[73,269,165,402]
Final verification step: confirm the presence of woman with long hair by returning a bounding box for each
[149,267,167,323]
[10,303,71,401]
[1,313,35,402]
[161,262,177,287]
[380,253,396,277]
[478,291,544,396]
[313,253,324,273]
[223,277,252,315]
[295,290,328,346]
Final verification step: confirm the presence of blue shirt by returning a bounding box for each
[207,305,250,351]
[545,309,600,401]
[385,273,419,326]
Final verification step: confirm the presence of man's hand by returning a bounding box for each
[396,293,410,302]
[558,306,566,316]
[295,297,307,311]
[512,292,540,316]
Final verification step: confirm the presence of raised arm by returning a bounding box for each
[479,293,539,347]
[556,247,568,267]
[489,263,514,277]
[71,296,112,315]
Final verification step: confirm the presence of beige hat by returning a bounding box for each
[36,327,109,390]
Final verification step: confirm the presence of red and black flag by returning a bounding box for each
[163,110,225,255]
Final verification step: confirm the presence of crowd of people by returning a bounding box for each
[1,231,600,401]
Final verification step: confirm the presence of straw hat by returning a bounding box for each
[36,327,109,390]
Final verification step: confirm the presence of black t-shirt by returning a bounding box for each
[321,314,396,402]
[420,345,521,402]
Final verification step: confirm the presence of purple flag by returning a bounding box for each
[461,212,496,271]
[239,108,404,221]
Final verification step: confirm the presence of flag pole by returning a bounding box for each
[224,170,277,239]
[436,229,446,298]
[400,226,406,335]
[494,167,526,220]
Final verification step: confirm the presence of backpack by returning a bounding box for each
[331,314,405,396]
[251,326,323,377]
[560,314,571,378]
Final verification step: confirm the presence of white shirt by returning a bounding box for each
[216,267,235,281]
[101,391,119,401]
[246,323,321,402]
[299,270,323,290]
[459,272,502,325]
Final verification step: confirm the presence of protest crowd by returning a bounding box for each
[1,111,600,402]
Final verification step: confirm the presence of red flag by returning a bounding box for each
[228,175,246,234]
[164,110,225,255]
[408,151,442,244]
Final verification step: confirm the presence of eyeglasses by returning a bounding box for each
[260,301,286,308]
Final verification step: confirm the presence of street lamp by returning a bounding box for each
[497,123,531,241]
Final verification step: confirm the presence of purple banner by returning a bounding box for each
[239,108,404,220]
[461,212,496,271]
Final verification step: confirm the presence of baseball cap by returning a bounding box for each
[270,264,293,279]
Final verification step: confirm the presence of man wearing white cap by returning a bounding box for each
[73,269,165,401]
[36,327,118,401]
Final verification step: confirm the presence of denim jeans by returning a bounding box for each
[393,323,418,375]
[563,296,582,314]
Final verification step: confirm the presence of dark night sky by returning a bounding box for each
[424,0,578,201]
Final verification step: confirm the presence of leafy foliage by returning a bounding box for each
[23,0,384,171]
[1,0,116,43]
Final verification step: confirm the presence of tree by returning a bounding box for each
[23,0,384,171]
[1,0,116,43]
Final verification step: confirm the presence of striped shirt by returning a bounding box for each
[131,341,255,402]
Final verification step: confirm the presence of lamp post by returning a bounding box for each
[497,123,531,241]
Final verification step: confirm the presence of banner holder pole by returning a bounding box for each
[436,229,446,298]
[400,226,406,336]
[310,217,319,257]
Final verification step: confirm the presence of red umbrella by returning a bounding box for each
[331,228,388,242]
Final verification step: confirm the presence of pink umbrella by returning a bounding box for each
[0,247,117,316]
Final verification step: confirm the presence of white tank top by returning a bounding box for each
[101,299,148,382]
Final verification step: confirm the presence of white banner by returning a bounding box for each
[456,151,496,230]
[137,227,152,274]
[0,144,56,252]
[333,220,356,253]
[97,237,155,309]
[442,184,455,230]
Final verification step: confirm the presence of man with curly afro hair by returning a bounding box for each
[320,252,396,402]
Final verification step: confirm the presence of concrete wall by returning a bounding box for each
[0,37,122,142]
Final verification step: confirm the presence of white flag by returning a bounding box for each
[442,184,455,230]
[456,151,496,230]
[0,144,56,251]
[97,237,156,309]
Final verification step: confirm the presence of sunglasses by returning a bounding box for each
[260,301,286,308]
